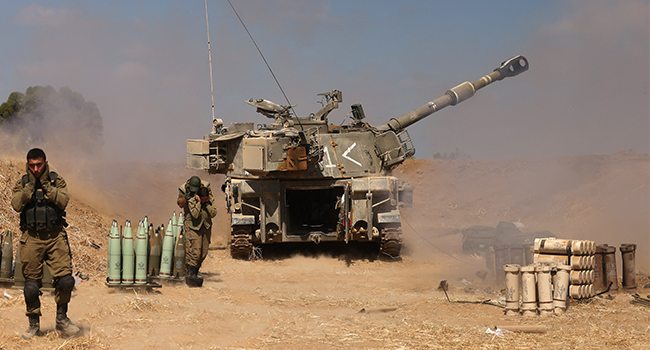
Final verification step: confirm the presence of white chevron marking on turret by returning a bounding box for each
[342,142,362,166]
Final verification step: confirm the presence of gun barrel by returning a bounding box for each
[377,55,528,132]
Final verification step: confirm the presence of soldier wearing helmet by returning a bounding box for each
[177,176,217,287]
[11,148,80,339]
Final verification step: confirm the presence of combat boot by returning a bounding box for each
[186,265,203,287]
[55,303,80,337]
[22,315,42,340]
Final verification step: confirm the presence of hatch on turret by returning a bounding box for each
[375,129,415,168]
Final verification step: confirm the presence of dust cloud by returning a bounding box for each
[0,134,223,237]
[395,154,649,277]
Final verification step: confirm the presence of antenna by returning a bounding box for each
[205,0,215,122]
[227,0,303,130]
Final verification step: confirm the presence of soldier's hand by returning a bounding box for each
[38,170,50,183]
[23,181,35,201]
[41,174,52,191]
[195,194,200,202]
[27,170,37,185]
[178,197,187,208]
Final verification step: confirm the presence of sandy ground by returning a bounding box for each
[0,152,648,349]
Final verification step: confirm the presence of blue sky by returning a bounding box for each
[0,0,647,160]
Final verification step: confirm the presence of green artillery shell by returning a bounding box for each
[107,220,122,284]
[135,221,148,284]
[159,219,174,277]
[1,230,13,279]
[121,220,134,284]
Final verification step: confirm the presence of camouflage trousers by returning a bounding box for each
[184,226,211,270]
[19,228,73,316]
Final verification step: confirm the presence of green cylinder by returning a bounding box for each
[121,220,134,284]
[148,226,162,276]
[1,230,13,279]
[107,220,121,284]
[135,221,148,284]
[159,219,174,277]
[173,228,186,278]
[172,211,179,240]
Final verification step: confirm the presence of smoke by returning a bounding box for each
[0,86,104,159]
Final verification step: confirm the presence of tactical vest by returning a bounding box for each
[20,172,68,231]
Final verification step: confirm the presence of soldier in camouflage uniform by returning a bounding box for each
[177,176,217,287]
[11,148,80,339]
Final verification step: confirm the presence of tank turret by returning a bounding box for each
[187,56,529,259]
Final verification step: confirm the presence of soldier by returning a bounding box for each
[177,176,217,287]
[11,148,79,339]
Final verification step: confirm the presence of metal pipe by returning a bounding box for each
[376,56,529,132]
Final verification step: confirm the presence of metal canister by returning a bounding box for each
[620,244,637,292]
[520,265,537,317]
[1,230,13,279]
[553,264,571,314]
[536,264,553,316]
[593,244,607,291]
[503,264,521,316]
[534,238,571,254]
[603,245,618,293]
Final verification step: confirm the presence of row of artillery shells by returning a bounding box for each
[570,284,595,299]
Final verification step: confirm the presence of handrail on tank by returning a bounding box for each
[376,55,529,132]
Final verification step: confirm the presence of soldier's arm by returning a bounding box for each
[177,188,187,208]
[43,175,69,210]
[188,197,202,219]
[205,197,217,219]
[11,178,34,212]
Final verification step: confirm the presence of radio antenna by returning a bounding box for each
[226,0,301,127]
[205,0,215,122]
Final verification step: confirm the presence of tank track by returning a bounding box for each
[379,227,402,258]
[230,233,253,259]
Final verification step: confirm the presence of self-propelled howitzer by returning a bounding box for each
[187,55,529,259]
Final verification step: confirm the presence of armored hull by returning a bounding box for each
[188,56,529,259]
